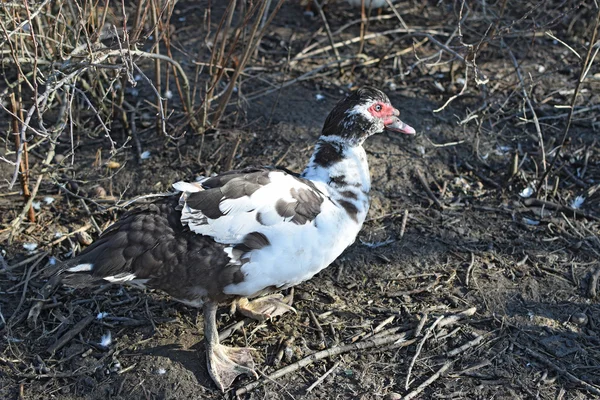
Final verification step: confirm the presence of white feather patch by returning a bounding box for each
[571,195,585,209]
[220,196,255,215]
[172,181,203,193]
[67,263,94,272]
[99,332,112,347]
[345,103,373,126]
[223,247,240,264]
[104,273,137,283]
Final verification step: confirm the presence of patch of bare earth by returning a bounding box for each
[2,1,600,399]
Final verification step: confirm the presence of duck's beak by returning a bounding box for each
[384,108,416,135]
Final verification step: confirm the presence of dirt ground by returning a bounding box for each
[2,1,600,399]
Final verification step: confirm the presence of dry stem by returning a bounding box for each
[536,9,600,196]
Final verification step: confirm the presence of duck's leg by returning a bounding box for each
[203,300,258,392]
[233,293,296,321]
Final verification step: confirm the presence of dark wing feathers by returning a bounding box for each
[221,178,262,199]
[231,232,270,262]
[275,199,296,219]
[241,232,270,250]
[273,189,323,225]
[63,201,183,278]
[201,167,269,189]
[52,197,242,302]
[185,189,224,219]
[290,187,323,224]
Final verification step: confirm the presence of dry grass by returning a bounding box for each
[0,0,286,238]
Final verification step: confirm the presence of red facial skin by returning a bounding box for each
[368,101,416,135]
[368,102,400,125]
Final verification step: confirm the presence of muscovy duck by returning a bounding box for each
[50,86,415,391]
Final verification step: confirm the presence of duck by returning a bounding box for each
[49,86,415,392]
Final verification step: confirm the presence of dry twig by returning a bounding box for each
[523,198,599,221]
[465,252,476,288]
[588,268,600,299]
[47,315,96,355]
[506,43,546,174]
[9,93,34,222]
[305,361,340,394]
[405,316,443,390]
[416,169,444,210]
[313,0,343,75]
[399,209,409,238]
[518,344,600,396]
[403,361,453,400]
[236,330,416,395]
[309,309,326,349]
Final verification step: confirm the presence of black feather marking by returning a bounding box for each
[232,232,271,262]
[221,178,262,199]
[275,199,296,218]
[290,187,323,225]
[186,189,224,219]
[330,175,361,188]
[256,212,268,226]
[240,232,270,251]
[232,270,245,284]
[338,200,359,222]
[329,175,347,186]
[339,190,358,200]
[313,142,344,168]
[186,168,274,220]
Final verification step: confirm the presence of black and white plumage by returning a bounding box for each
[49,86,415,391]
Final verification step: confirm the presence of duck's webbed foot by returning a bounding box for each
[203,301,258,392]
[233,293,296,321]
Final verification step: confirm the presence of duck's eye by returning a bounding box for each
[374,104,382,112]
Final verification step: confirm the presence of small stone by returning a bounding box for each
[141,113,153,128]
[384,393,402,400]
[296,291,312,301]
[66,180,79,193]
[570,312,588,326]
[90,186,107,198]
[54,154,65,163]
[76,231,93,246]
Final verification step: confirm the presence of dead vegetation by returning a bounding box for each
[1,0,600,399]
